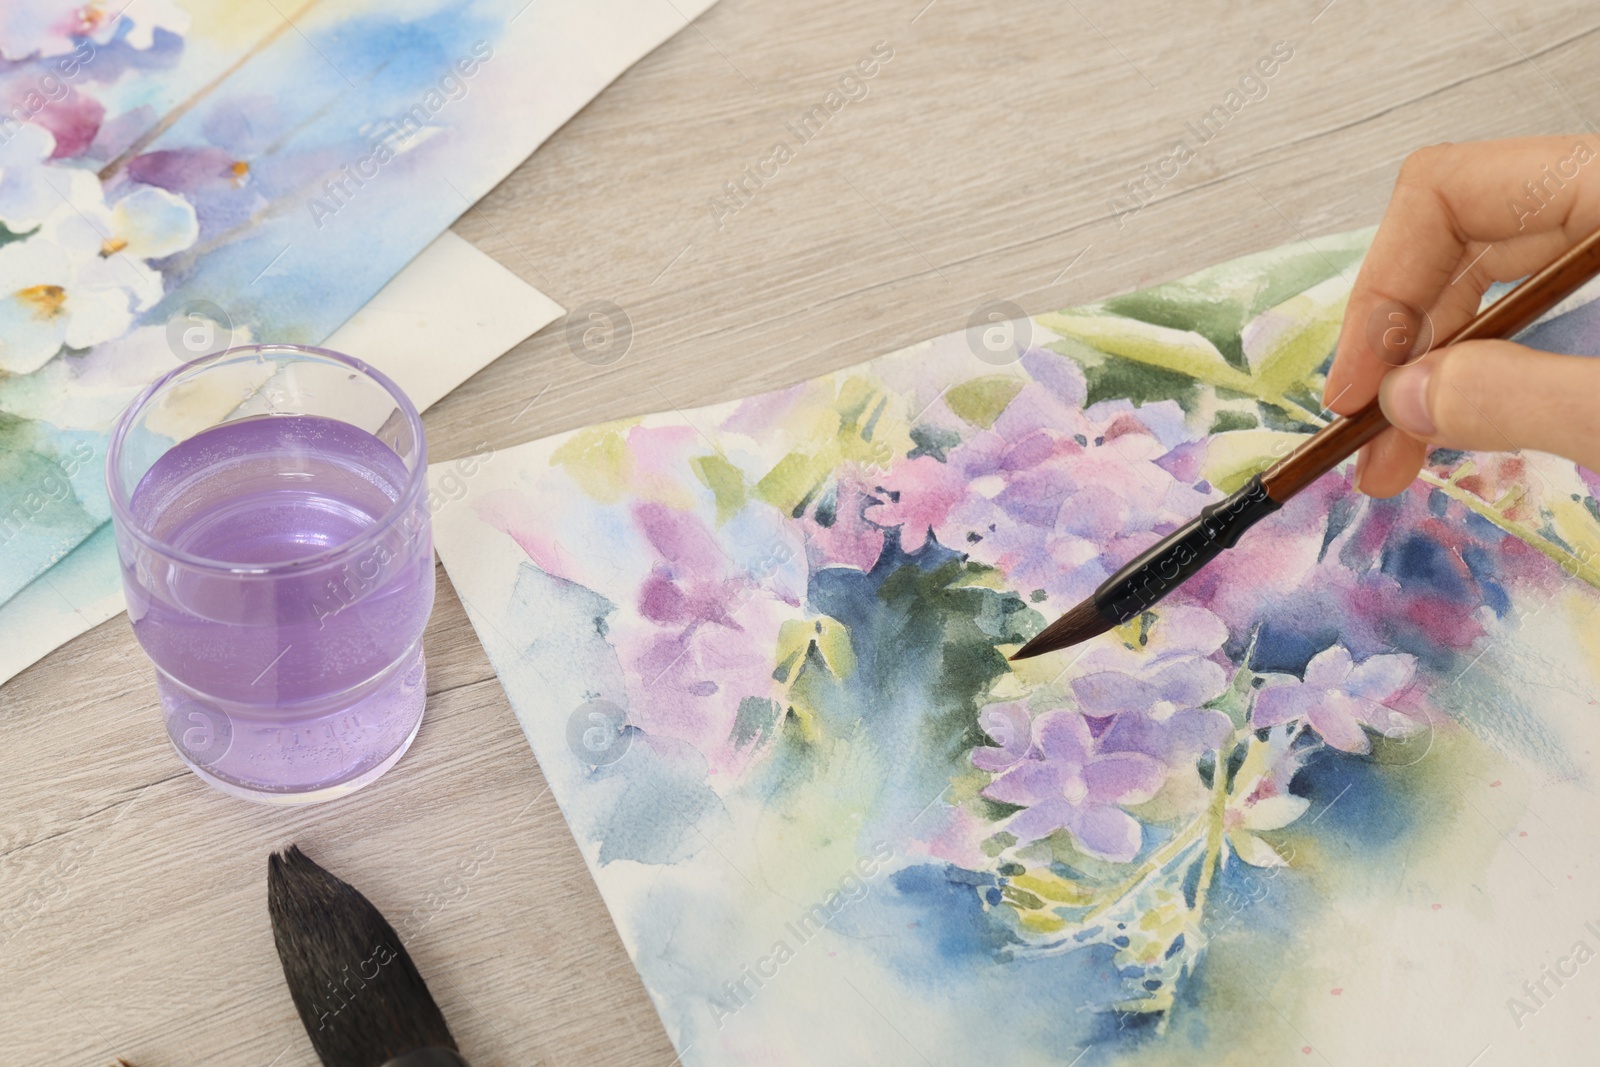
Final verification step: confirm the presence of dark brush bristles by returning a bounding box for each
[1010,597,1115,660]
[268,846,459,1067]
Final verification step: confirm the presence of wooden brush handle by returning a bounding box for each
[1261,225,1600,501]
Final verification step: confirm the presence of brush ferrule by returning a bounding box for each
[1095,474,1281,624]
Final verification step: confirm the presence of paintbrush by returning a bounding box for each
[1011,225,1600,660]
[267,845,470,1067]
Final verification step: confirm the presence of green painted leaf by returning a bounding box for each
[1039,311,1255,393]
[1243,272,1351,396]
[753,451,828,514]
[944,376,1024,429]
[1096,228,1372,366]
[0,223,36,250]
[690,453,746,524]
[1201,429,1309,493]
[1209,410,1258,434]
[1050,334,1201,410]
[730,696,780,751]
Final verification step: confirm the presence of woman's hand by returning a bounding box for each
[1325,136,1600,495]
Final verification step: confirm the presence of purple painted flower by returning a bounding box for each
[1252,644,1417,754]
[847,360,1216,607]
[971,702,1032,772]
[1072,669,1233,765]
[981,711,1165,862]
[1066,606,1234,763]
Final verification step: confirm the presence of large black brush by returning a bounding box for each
[267,845,470,1067]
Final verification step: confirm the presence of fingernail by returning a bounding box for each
[1321,365,1345,410]
[1380,361,1437,437]
[1351,446,1368,495]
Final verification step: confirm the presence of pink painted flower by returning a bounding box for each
[862,454,968,553]
[981,710,1165,862]
[1252,645,1417,754]
[800,466,886,572]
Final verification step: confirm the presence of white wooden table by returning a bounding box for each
[4,1,1597,1062]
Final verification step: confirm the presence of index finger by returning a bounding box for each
[1324,136,1600,414]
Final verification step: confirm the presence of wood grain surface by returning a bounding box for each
[4,1,1599,1063]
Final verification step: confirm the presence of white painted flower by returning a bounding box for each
[0,124,62,233]
[1222,726,1310,869]
[0,0,191,60]
[0,166,197,375]
[45,166,195,275]
[48,180,200,263]
[0,234,135,374]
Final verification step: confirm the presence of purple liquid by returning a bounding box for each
[125,414,434,801]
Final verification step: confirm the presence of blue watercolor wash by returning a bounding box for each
[1291,746,1414,855]
[887,864,1018,960]
[1464,509,1511,545]
[1249,622,1337,676]
[1460,544,1511,617]
[872,863,1145,1058]
[1383,533,1471,601]
[319,8,504,97]
[807,532,1034,832]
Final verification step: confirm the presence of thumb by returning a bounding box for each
[1378,339,1600,472]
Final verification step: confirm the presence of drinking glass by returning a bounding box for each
[106,344,435,804]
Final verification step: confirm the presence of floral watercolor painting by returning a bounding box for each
[0,0,715,605]
[433,231,1600,1065]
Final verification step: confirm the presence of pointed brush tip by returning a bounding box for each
[1010,599,1113,661]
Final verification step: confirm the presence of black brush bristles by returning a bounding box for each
[1010,597,1115,660]
[267,846,459,1067]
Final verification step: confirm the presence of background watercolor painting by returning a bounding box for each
[433,231,1600,1065]
[0,0,714,605]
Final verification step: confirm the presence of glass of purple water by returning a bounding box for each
[106,344,435,804]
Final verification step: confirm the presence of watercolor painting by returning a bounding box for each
[0,0,714,605]
[433,230,1600,1065]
